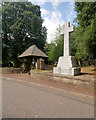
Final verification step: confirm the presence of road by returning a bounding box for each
[2,78,94,118]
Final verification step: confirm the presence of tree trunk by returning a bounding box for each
[13,59,20,67]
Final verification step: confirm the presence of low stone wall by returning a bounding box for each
[30,70,94,88]
[2,68,22,74]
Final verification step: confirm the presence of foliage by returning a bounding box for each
[48,36,64,62]
[45,25,76,63]
[45,2,96,66]
[70,31,77,56]
[45,26,63,62]
[2,2,47,67]
[74,2,96,65]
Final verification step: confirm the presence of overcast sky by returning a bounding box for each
[28,0,77,43]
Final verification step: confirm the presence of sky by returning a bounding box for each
[28,0,77,43]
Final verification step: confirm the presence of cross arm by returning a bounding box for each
[60,29,65,35]
[68,26,74,33]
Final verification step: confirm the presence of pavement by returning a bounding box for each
[2,78,94,118]
[2,73,94,96]
[2,74,94,104]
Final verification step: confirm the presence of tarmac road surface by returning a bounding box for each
[2,78,94,118]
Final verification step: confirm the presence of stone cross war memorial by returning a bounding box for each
[53,22,81,76]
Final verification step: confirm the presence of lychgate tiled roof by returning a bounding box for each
[18,45,48,58]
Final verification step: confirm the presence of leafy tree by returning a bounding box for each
[46,25,76,63]
[74,2,96,65]
[2,2,47,67]
[70,31,77,56]
[48,37,64,62]
[46,26,63,62]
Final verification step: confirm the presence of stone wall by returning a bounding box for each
[30,70,94,88]
[2,68,22,74]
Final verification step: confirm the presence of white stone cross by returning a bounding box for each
[61,22,74,56]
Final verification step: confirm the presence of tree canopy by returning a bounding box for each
[45,25,76,63]
[2,2,47,66]
[46,2,96,66]
[74,2,96,65]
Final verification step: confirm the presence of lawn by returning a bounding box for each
[81,66,95,74]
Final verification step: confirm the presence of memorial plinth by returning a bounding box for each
[53,56,80,75]
[53,22,80,76]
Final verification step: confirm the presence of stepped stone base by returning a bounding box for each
[53,56,81,76]
[53,67,80,76]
